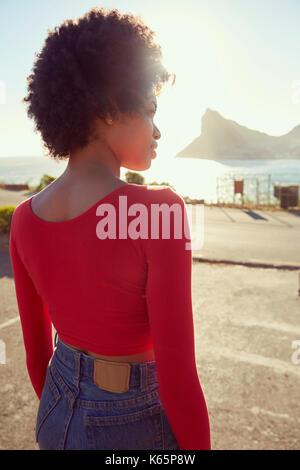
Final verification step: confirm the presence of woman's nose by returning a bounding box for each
[153,123,161,140]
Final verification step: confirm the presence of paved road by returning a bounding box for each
[189,204,300,268]
[0,188,35,208]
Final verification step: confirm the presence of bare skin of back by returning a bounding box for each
[30,174,155,363]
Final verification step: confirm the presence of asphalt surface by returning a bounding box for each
[190,204,300,269]
[0,188,300,450]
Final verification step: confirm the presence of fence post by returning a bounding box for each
[268,175,271,207]
[233,176,234,204]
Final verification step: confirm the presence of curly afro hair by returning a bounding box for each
[22,7,176,161]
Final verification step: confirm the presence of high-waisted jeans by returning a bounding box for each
[35,335,181,450]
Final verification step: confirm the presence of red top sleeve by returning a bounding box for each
[142,188,211,450]
[9,233,53,399]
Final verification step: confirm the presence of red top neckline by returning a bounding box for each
[27,183,134,226]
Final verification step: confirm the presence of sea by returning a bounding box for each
[1,155,300,205]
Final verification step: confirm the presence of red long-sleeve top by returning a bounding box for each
[9,182,211,450]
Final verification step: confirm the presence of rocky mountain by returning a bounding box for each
[175,109,300,160]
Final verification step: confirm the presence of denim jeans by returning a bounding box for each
[35,335,181,450]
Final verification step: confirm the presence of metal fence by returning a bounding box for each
[216,174,300,206]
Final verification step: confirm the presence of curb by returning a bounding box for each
[192,256,300,271]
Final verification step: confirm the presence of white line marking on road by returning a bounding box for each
[229,318,300,336]
[250,406,300,423]
[0,316,20,330]
[206,347,300,378]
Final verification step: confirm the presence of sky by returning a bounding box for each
[0,0,300,160]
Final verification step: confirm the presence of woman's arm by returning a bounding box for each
[143,188,211,450]
[9,232,53,400]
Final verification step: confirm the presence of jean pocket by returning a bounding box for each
[84,403,164,450]
[35,364,62,445]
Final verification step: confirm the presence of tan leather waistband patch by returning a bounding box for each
[93,359,131,393]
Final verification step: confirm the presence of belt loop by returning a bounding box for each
[74,352,80,383]
[67,352,81,413]
[140,363,148,392]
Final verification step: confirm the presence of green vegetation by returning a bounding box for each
[124,171,145,185]
[33,174,57,192]
[0,206,15,233]
[124,171,176,191]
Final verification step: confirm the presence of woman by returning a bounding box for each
[9,7,211,450]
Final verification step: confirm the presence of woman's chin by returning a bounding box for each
[124,159,152,172]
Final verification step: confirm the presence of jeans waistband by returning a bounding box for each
[53,334,158,392]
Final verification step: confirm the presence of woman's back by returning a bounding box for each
[29,176,156,362]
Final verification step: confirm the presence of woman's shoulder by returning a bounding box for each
[129,183,184,205]
[10,196,31,225]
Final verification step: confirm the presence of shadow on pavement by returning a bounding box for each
[0,252,13,278]
[242,210,268,221]
[288,209,300,217]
